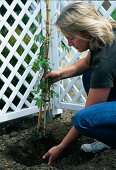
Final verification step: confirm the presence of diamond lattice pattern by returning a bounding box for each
[57,0,116,107]
[0,0,43,116]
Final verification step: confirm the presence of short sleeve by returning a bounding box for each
[90,59,114,88]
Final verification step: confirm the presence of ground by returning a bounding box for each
[0,110,116,170]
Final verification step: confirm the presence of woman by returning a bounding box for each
[43,1,116,164]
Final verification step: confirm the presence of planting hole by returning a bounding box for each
[5,132,58,166]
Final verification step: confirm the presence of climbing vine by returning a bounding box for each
[31,0,57,137]
[31,0,69,137]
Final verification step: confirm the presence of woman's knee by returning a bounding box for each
[72,102,116,140]
[72,109,94,135]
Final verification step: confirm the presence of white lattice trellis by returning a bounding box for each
[51,0,116,111]
[0,0,46,122]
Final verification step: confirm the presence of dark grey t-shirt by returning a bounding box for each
[90,36,116,89]
[90,29,116,101]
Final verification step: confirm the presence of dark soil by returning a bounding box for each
[0,110,116,170]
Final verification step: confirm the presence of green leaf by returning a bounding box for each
[39,99,45,104]
[50,90,59,98]
[54,93,59,97]
[41,92,46,96]
[33,98,39,101]
[34,35,39,42]
[37,86,41,91]
[41,78,46,84]
[42,121,47,124]
[37,101,40,108]
[31,90,38,94]
[61,42,70,53]
[34,32,45,44]
[37,100,41,108]
[36,132,43,140]
[38,13,42,19]
[50,90,54,98]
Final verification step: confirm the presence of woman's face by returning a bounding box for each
[65,33,91,52]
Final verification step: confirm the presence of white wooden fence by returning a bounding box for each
[0,0,116,122]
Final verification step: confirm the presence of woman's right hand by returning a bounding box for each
[45,70,61,83]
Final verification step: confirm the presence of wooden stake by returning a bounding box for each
[37,94,43,133]
[46,0,51,121]
[36,0,51,136]
[43,96,47,136]
[46,0,50,40]
[48,98,51,120]
[47,78,51,121]
[43,39,48,136]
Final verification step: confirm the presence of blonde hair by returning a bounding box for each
[55,1,116,51]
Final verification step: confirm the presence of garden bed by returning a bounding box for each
[0,110,116,170]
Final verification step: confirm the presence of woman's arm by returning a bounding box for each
[45,51,90,83]
[59,51,90,80]
[43,126,79,164]
[85,88,111,107]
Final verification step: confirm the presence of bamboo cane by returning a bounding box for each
[47,78,51,120]
[43,0,50,136]
[46,0,50,40]
[43,95,47,136]
[36,0,51,136]
[37,94,43,133]
[46,0,51,120]
[48,97,51,120]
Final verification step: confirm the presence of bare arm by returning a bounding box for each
[45,51,90,83]
[59,51,90,80]
[85,88,111,107]
[43,126,79,164]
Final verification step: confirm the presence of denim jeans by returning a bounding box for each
[72,69,116,148]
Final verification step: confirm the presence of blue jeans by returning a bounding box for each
[72,70,116,148]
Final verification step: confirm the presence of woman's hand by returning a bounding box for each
[45,70,61,83]
[43,126,79,164]
[42,144,64,165]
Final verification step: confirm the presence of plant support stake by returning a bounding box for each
[37,0,51,136]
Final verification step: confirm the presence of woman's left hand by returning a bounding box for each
[42,144,64,164]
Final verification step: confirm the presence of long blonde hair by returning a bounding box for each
[55,1,116,51]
